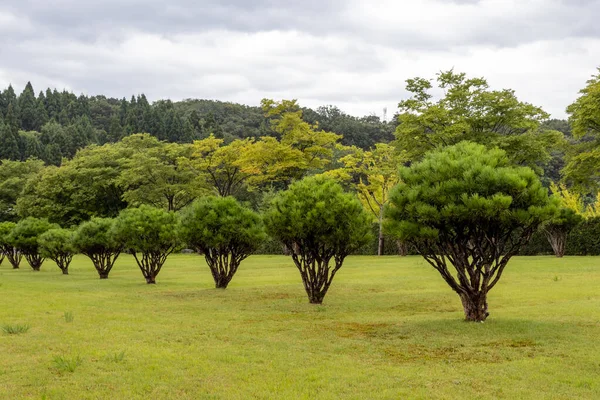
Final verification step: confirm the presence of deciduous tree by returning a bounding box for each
[395,70,562,174]
[564,68,600,194]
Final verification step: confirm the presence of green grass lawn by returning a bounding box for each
[0,254,599,399]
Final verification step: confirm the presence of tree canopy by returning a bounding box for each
[112,205,180,284]
[265,176,372,303]
[179,196,266,288]
[385,141,557,321]
[395,70,563,174]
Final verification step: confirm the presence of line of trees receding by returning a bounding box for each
[1,68,600,322]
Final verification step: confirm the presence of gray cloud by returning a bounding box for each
[0,0,599,118]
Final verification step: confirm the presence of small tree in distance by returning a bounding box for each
[179,196,266,288]
[73,218,122,279]
[542,207,583,258]
[265,176,372,304]
[39,228,76,274]
[8,217,57,271]
[112,205,180,284]
[0,222,21,268]
[385,142,557,322]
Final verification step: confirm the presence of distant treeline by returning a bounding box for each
[0,82,396,165]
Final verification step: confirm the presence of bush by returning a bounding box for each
[179,196,266,288]
[265,175,372,304]
[567,217,600,255]
[112,205,180,284]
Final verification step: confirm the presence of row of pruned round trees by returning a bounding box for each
[0,177,373,302]
[1,142,562,322]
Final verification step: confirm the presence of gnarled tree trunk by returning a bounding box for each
[7,248,22,269]
[204,248,248,289]
[86,251,120,279]
[24,253,44,271]
[54,254,73,275]
[396,240,408,256]
[544,229,567,258]
[460,292,489,322]
[132,251,171,284]
[377,213,385,256]
[291,249,345,304]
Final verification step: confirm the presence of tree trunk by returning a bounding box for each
[282,245,291,256]
[545,230,566,258]
[25,254,44,271]
[460,293,489,322]
[145,274,156,284]
[377,210,384,256]
[307,290,325,304]
[8,248,22,269]
[99,271,109,279]
[396,240,408,256]
[62,268,69,275]
[291,253,344,305]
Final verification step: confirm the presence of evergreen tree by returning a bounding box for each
[0,119,21,160]
[18,82,39,131]
[108,115,123,143]
[35,91,49,130]
[2,85,18,117]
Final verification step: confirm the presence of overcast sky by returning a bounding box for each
[0,0,599,119]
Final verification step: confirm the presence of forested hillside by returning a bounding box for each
[0,82,395,165]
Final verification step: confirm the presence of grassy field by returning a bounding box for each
[0,254,599,399]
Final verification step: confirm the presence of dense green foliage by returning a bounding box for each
[385,142,557,321]
[0,159,44,222]
[564,68,600,194]
[38,228,76,274]
[7,217,58,270]
[265,176,372,303]
[179,197,266,288]
[0,221,19,268]
[567,217,600,255]
[72,218,122,279]
[112,205,180,284]
[0,83,394,167]
[395,70,563,175]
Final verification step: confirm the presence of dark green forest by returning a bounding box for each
[0,82,395,165]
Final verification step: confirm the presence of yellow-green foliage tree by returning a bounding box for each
[262,99,341,172]
[564,68,600,195]
[326,143,404,255]
[117,134,201,211]
[395,70,562,174]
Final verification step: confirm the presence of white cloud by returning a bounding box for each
[0,0,599,119]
